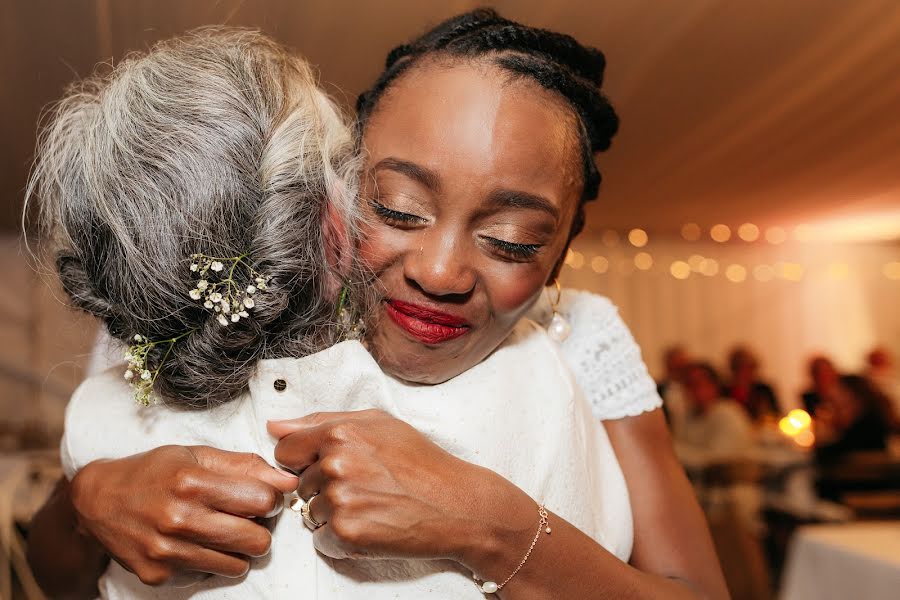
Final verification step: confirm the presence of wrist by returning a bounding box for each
[452,466,540,579]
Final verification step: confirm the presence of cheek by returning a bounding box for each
[358,222,404,274]
[483,263,548,318]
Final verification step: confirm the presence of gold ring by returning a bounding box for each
[300,493,324,530]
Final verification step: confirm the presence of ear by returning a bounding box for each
[322,197,352,296]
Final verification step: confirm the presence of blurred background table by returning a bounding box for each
[780,521,900,600]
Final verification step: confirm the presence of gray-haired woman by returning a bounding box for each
[28,15,727,600]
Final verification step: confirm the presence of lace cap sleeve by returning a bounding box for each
[528,289,662,420]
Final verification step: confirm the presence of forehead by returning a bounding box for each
[364,61,581,196]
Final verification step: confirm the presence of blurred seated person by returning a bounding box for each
[801,355,841,416]
[865,346,900,418]
[675,362,755,467]
[724,345,779,423]
[657,344,691,436]
[814,374,892,465]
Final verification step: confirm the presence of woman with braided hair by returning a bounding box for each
[28,10,728,600]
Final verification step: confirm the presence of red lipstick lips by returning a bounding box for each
[385,300,470,344]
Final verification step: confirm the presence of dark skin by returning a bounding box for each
[28,62,728,599]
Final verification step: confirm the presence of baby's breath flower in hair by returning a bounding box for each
[124,332,193,405]
[189,253,271,326]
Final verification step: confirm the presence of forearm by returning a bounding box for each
[27,477,109,599]
[463,490,709,600]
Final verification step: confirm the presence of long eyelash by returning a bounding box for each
[369,200,423,224]
[486,237,542,259]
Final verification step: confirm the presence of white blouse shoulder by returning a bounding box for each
[528,288,662,420]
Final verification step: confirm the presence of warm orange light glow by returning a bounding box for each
[793,224,814,242]
[777,262,804,281]
[566,250,584,269]
[738,223,760,242]
[827,262,849,281]
[779,417,799,436]
[795,430,815,448]
[710,224,731,243]
[602,230,620,247]
[591,256,609,274]
[670,261,691,279]
[725,264,747,282]
[766,226,787,244]
[753,264,775,282]
[681,223,702,241]
[688,254,705,272]
[628,228,649,248]
[700,259,719,277]
[787,409,812,430]
[634,252,653,270]
[885,262,900,280]
[779,409,812,441]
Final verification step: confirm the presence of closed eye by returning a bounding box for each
[482,237,542,261]
[370,200,427,225]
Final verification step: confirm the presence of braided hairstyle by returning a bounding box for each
[356,8,619,240]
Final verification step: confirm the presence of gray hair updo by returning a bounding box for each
[26,28,365,408]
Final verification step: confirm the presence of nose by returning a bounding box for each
[403,231,476,298]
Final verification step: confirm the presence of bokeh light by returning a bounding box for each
[628,228,649,248]
[710,224,732,243]
[725,264,747,282]
[738,223,760,242]
[681,223,702,241]
[591,256,609,274]
[670,261,691,280]
[634,252,653,270]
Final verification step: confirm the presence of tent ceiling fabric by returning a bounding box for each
[3,0,900,235]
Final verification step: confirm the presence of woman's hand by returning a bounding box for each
[69,445,299,585]
[268,409,537,566]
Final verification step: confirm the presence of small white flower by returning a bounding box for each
[239,310,249,318]
[243,297,255,309]
[231,313,240,323]
[221,300,231,314]
[134,334,143,342]
[255,277,264,284]
[124,370,134,380]
[217,314,229,326]
[211,261,224,272]
[246,285,256,294]
[209,292,223,303]
[214,305,221,312]
[197,280,209,291]
[189,289,202,300]
[141,370,151,381]
[190,263,199,272]
[204,300,214,309]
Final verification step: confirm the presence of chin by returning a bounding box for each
[378,354,461,385]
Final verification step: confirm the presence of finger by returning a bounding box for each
[176,546,251,579]
[306,490,333,528]
[187,471,285,518]
[193,512,273,558]
[267,409,386,438]
[273,427,328,473]
[190,446,298,493]
[297,460,323,501]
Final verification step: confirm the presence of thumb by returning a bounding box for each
[188,446,298,493]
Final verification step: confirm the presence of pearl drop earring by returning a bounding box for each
[546,279,571,342]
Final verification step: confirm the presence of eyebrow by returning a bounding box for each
[373,157,442,193]
[486,188,561,221]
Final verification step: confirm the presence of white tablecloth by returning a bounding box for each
[781,522,900,600]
